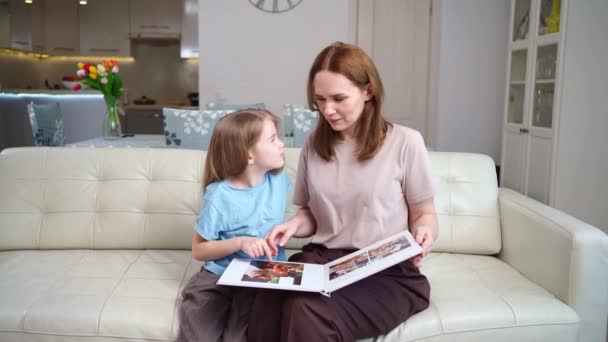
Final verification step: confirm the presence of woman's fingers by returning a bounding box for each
[421,233,432,254]
[279,230,292,246]
[261,240,274,261]
[266,227,282,254]
[412,255,422,267]
[415,229,426,244]
[415,229,433,256]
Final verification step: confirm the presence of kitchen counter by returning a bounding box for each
[124,104,197,110]
[1,89,103,95]
[0,91,106,151]
[67,134,166,148]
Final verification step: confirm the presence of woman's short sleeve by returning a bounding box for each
[402,131,436,204]
[292,143,309,207]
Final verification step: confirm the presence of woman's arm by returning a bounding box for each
[409,197,438,239]
[191,232,273,261]
[291,207,317,238]
[265,206,317,255]
[408,197,438,266]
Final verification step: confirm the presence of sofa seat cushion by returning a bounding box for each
[0,249,202,341]
[0,251,579,341]
[367,253,580,342]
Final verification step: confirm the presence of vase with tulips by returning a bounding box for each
[74,60,123,140]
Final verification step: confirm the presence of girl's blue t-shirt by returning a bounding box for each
[196,171,292,275]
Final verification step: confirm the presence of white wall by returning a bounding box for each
[197,0,354,119]
[433,0,509,164]
[553,0,608,233]
[196,0,511,163]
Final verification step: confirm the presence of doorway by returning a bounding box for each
[356,0,433,143]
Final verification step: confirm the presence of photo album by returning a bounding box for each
[217,230,422,297]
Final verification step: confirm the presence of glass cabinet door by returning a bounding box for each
[538,0,561,36]
[508,49,528,125]
[513,0,532,41]
[532,44,557,128]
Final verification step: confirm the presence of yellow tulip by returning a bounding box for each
[77,62,84,69]
[90,73,98,80]
[89,66,97,73]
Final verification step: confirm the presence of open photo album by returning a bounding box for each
[217,230,422,297]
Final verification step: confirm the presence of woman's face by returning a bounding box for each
[313,70,371,139]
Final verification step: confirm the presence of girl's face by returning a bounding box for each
[249,118,285,172]
[313,70,371,139]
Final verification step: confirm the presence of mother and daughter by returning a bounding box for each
[178,42,438,342]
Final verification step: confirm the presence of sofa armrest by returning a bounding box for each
[498,188,608,342]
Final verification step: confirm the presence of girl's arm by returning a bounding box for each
[191,232,273,261]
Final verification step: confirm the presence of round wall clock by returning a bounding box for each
[248,0,303,13]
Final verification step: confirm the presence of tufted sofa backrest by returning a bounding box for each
[0,147,500,255]
[0,147,205,250]
[428,152,501,254]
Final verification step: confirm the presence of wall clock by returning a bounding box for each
[248,0,303,14]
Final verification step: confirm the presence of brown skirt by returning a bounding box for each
[247,243,431,342]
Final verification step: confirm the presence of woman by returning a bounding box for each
[248,42,438,342]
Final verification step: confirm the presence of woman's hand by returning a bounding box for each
[265,222,299,256]
[239,237,275,260]
[407,197,438,268]
[410,225,434,267]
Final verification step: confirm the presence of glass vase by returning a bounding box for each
[103,95,122,140]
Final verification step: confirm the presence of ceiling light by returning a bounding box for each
[25,0,33,4]
[79,0,87,4]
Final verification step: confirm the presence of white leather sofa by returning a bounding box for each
[0,147,606,342]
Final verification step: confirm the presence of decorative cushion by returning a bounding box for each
[27,102,64,146]
[285,105,319,147]
[162,108,235,150]
[205,102,266,111]
[282,104,300,138]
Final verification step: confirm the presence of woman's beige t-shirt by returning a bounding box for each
[293,124,435,249]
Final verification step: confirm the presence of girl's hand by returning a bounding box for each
[239,237,275,260]
[410,225,434,267]
[265,222,298,256]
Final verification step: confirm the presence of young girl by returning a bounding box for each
[178,109,292,342]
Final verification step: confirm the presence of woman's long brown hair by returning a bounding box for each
[202,109,282,192]
[307,42,390,161]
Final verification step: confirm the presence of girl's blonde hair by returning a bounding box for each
[202,109,282,191]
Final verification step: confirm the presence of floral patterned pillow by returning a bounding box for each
[27,102,64,146]
[162,108,235,150]
[284,105,319,147]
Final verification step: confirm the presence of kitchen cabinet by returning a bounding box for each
[129,0,182,39]
[79,0,130,56]
[8,0,31,51]
[30,0,45,52]
[501,0,608,212]
[0,1,10,48]
[180,0,198,58]
[45,0,79,55]
[7,0,44,52]
[502,0,564,204]
[123,107,164,134]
